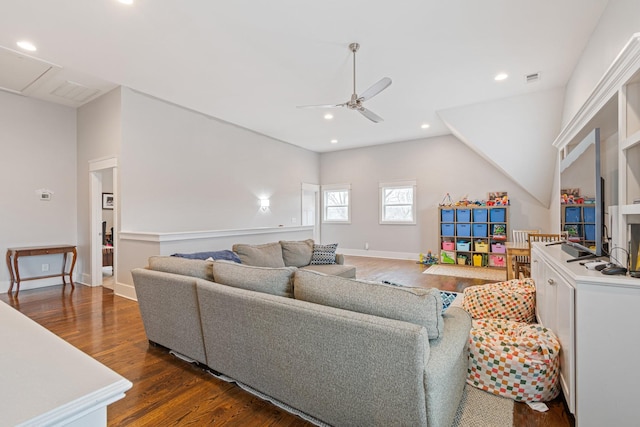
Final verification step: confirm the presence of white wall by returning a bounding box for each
[0,91,77,292]
[562,0,640,127]
[77,88,122,284]
[119,89,319,232]
[320,135,551,258]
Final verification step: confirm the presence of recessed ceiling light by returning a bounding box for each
[324,113,334,120]
[421,123,430,129]
[118,0,134,4]
[330,139,338,144]
[494,73,508,81]
[16,40,36,52]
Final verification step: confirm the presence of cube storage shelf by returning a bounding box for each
[561,204,597,249]
[439,206,509,269]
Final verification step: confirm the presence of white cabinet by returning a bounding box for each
[531,247,575,414]
[531,242,640,427]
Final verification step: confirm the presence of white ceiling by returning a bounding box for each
[0,0,609,153]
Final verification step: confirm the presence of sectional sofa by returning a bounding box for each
[131,241,471,426]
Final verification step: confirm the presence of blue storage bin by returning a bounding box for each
[565,207,581,223]
[456,209,471,222]
[473,209,488,222]
[472,223,488,237]
[456,223,471,237]
[583,206,595,223]
[489,208,506,222]
[456,241,471,251]
[441,223,455,237]
[441,209,454,222]
[584,224,596,241]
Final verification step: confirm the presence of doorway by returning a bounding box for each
[301,183,320,243]
[89,157,118,289]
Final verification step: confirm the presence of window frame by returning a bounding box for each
[379,180,417,225]
[322,184,351,224]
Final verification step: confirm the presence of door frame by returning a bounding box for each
[301,183,320,242]
[89,157,118,288]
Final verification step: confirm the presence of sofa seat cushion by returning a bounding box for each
[211,260,296,298]
[294,270,444,339]
[300,264,356,278]
[148,256,213,281]
[232,242,285,268]
[280,239,314,267]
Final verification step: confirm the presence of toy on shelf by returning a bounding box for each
[419,251,439,265]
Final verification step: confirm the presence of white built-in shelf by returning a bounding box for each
[621,128,640,150]
[620,204,640,215]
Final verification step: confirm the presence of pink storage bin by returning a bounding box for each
[491,243,506,253]
[442,241,455,251]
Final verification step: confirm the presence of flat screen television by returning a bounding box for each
[560,128,606,258]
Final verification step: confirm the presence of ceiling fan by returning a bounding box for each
[297,42,392,123]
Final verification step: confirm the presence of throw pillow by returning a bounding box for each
[211,260,296,298]
[293,270,444,339]
[280,239,314,267]
[232,242,286,268]
[310,243,338,265]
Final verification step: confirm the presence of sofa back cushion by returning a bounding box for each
[211,260,296,298]
[280,239,314,267]
[293,270,444,339]
[232,242,285,267]
[148,256,213,281]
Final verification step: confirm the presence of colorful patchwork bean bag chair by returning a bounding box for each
[467,318,560,402]
[462,278,536,323]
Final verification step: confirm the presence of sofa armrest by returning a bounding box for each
[335,253,345,265]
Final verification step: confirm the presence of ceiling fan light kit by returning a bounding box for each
[297,42,392,123]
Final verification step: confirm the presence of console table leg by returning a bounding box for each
[62,253,68,286]
[13,254,21,294]
[6,250,15,293]
[68,248,77,287]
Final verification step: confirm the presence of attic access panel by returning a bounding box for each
[0,45,60,95]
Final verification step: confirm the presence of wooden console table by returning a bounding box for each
[5,244,77,293]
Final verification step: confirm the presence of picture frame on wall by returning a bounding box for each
[102,193,114,210]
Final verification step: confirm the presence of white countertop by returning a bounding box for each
[0,301,132,426]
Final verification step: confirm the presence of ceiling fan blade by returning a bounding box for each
[358,77,392,102]
[358,107,384,123]
[296,103,345,109]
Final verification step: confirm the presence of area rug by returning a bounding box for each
[424,264,506,282]
[453,385,514,427]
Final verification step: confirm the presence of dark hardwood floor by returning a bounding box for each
[0,255,574,426]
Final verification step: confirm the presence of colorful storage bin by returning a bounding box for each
[441,250,456,264]
[474,241,489,253]
[442,241,455,251]
[462,278,536,322]
[457,255,468,265]
[441,209,455,222]
[489,255,506,267]
[472,223,488,237]
[584,224,596,241]
[456,223,471,237]
[457,209,471,222]
[472,254,484,267]
[441,223,455,236]
[456,241,471,251]
[467,319,560,402]
[583,206,596,223]
[490,208,506,222]
[564,207,581,223]
[473,209,488,222]
[491,243,506,253]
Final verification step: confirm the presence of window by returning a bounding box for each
[323,184,351,223]
[380,181,416,224]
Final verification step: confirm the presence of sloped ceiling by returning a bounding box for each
[438,89,564,207]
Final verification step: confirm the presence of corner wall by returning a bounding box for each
[319,135,551,258]
[0,91,77,292]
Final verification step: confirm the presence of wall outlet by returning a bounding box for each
[291,217,297,224]
[42,263,49,272]
[365,242,369,250]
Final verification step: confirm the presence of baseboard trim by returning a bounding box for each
[339,248,419,261]
[115,282,137,301]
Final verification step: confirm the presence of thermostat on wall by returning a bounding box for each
[36,189,54,201]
